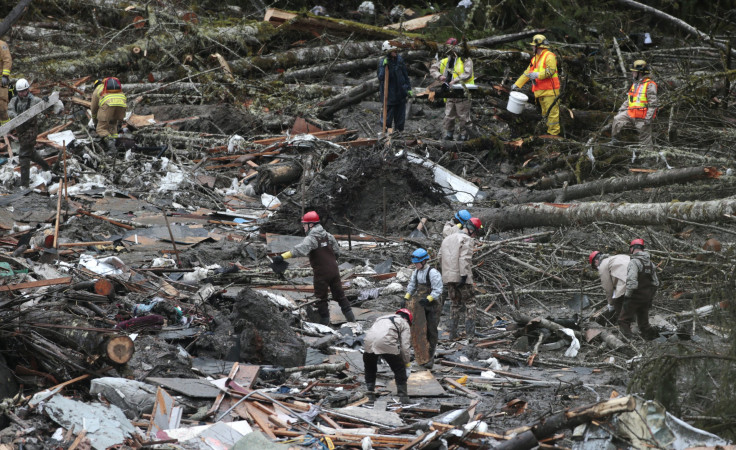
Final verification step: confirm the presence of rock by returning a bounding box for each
[89,377,157,419]
[231,288,306,368]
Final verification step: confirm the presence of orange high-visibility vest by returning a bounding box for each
[529,49,560,92]
[627,78,657,119]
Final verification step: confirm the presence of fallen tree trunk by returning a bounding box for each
[0,0,33,38]
[511,166,721,203]
[317,78,379,119]
[479,198,736,231]
[468,29,546,47]
[614,0,736,58]
[279,49,429,82]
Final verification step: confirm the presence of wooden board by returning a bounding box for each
[388,370,445,397]
[383,13,444,30]
[208,363,261,421]
[408,293,430,365]
[0,277,72,292]
[0,92,60,136]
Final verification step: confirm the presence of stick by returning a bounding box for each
[77,209,135,230]
[162,210,181,268]
[382,60,389,135]
[612,37,627,78]
[53,177,63,249]
[63,141,69,217]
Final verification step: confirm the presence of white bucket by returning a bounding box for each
[507,91,528,114]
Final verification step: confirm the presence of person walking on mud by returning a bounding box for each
[513,34,561,136]
[363,308,413,404]
[589,250,630,323]
[619,239,659,339]
[440,217,482,341]
[271,211,356,326]
[377,40,411,133]
[403,248,443,368]
[610,60,658,149]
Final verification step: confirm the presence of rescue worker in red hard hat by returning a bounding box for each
[589,250,630,324]
[440,217,482,340]
[610,60,657,149]
[619,239,660,339]
[363,308,413,404]
[430,37,474,141]
[91,77,127,154]
[513,34,561,135]
[272,211,356,326]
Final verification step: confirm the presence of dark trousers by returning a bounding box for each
[618,295,654,333]
[382,101,406,132]
[425,299,441,357]
[363,352,407,386]
[314,274,351,317]
[18,123,49,187]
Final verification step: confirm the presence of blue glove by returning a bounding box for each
[526,72,538,80]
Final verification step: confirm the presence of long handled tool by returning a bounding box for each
[382,60,389,135]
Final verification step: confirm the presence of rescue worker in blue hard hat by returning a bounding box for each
[403,248,443,368]
[443,209,471,237]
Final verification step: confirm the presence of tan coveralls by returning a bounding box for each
[611,77,658,149]
[91,84,127,139]
[0,41,12,124]
[439,229,476,339]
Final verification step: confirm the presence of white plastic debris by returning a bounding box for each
[79,254,126,275]
[261,193,281,209]
[158,171,186,192]
[352,277,373,288]
[644,32,652,44]
[52,99,64,114]
[381,282,404,294]
[256,290,297,309]
[480,370,496,378]
[458,0,473,7]
[52,428,65,441]
[228,134,246,153]
[358,1,375,15]
[303,322,336,335]
[47,130,75,147]
[180,267,211,284]
[464,421,488,433]
[361,436,374,450]
[560,328,581,357]
[151,257,176,268]
[481,356,502,370]
[396,267,413,282]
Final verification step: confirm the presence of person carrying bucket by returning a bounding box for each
[512,34,561,136]
[429,38,474,141]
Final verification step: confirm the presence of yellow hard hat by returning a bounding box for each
[529,34,549,48]
[630,59,650,73]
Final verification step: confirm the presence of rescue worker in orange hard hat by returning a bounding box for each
[610,60,658,149]
[272,211,356,326]
[619,239,660,339]
[513,34,561,135]
[91,77,127,154]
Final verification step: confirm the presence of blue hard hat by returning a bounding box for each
[411,248,430,263]
[454,209,471,224]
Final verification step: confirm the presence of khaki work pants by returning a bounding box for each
[443,98,471,135]
[0,87,7,123]
[96,104,126,138]
[611,110,653,149]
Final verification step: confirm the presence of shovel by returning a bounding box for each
[409,218,428,238]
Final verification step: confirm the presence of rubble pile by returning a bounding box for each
[0,0,735,449]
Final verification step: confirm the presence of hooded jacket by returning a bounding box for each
[442,220,462,237]
[363,314,411,365]
[439,229,474,284]
[625,251,659,297]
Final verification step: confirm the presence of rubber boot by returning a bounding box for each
[448,317,460,340]
[465,319,476,341]
[319,315,330,326]
[397,384,410,404]
[423,358,434,369]
[365,383,376,403]
[618,323,634,338]
[342,307,356,323]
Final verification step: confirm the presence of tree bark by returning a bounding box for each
[614,0,736,58]
[468,29,546,48]
[0,0,33,38]
[510,166,721,203]
[317,77,379,119]
[478,198,736,231]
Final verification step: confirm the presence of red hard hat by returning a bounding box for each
[589,251,601,267]
[396,308,413,325]
[467,217,482,235]
[630,238,645,248]
[301,211,320,223]
[446,37,458,45]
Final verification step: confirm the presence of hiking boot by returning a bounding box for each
[465,319,476,341]
[422,358,434,369]
[397,383,410,404]
[365,383,376,403]
[342,307,356,323]
[318,315,330,326]
[641,327,659,341]
[618,323,634,338]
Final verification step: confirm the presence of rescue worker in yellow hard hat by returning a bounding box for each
[512,34,561,136]
[610,60,657,149]
[91,77,127,154]
[0,39,12,125]
[430,38,474,141]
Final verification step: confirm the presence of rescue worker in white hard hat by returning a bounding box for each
[430,38,474,141]
[377,40,411,132]
[8,79,51,187]
[91,77,127,154]
[513,34,561,136]
[610,60,658,149]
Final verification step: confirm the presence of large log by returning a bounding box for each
[279,49,429,82]
[0,0,33,38]
[468,29,546,48]
[478,198,736,231]
[510,166,721,203]
[317,78,379,119]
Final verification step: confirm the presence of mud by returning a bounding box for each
[138,103,257,136]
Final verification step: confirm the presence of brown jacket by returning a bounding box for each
[439,229,474,284]
[0,40,11,77]
[363,314,411,365]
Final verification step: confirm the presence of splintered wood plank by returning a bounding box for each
[408,294,430,365]
[0,277,72,292]
[244,402,277,439]
[388,370,445,397]
[147,387,175,437]
[209,363,261,421]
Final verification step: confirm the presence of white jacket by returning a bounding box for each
[598,254,629,305]
[439,230,474,284]
[363,314,411,365]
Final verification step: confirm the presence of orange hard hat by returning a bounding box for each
[589,251,601,267]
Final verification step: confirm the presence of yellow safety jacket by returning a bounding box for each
[439,57,474,85]
[99,92,127,108]
[627,78,657,119]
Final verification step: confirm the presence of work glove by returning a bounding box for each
[511,85,521,92]
[272,254,284,264]
[407,90,413,97]
[526,71,538,80]
[404,292,411,300]
[419,295,434,307]
[458,275,467,287]
[382,57,388,66]
[1,76,7,87]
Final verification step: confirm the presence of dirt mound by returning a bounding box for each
[263,147,448,235]
[138,104,256,135]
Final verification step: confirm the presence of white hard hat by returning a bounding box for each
[15,78,29,91]
[382,41,397,53]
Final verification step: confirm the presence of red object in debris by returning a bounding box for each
[182,12,199,24]
[44,234,55,248]
[115,314,164,331]
[133,16,146,29]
